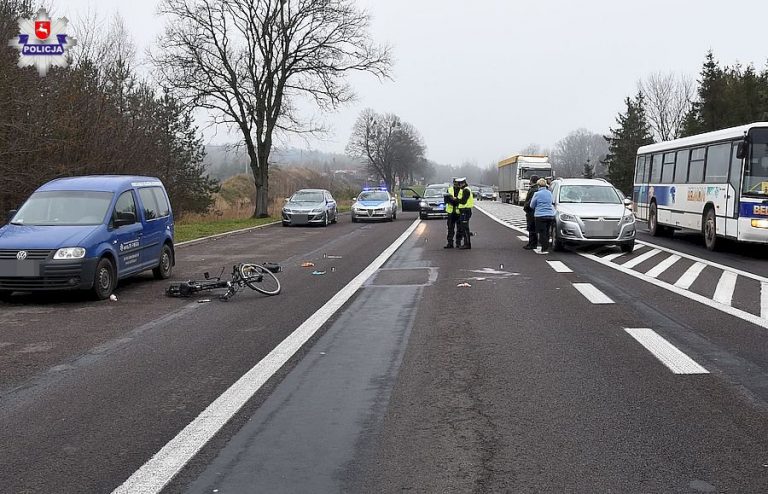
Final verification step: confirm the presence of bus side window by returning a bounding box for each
[650,154,662,184]
[675,149,689,183]
[662,152,675,183]
[689,147,706,183]
[705,143,730,183]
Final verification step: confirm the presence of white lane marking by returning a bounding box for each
[674,262,707,290]
[572,283,614,304]
[762,282,768,319]
[624,328,709,374]
[602,243,645,262]
[621,248,662,269]
[582,251,768,329]
[713,271,738,306]
[645,255,681,278]
[479,204,768,330]
[547,261,573,273]
[638,238,768,284]
[112,219,422,494]
[517,235,529,242]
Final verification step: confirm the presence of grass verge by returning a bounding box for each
[175,217,277,243]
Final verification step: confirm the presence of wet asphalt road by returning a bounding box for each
[3,206,768,492]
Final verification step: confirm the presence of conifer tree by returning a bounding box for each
[603,93,654,195]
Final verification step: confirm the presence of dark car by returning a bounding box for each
[417,184,450,219]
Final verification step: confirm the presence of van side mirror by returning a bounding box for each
[6,209,17,223]
[737,140,748,160]
[114,211,136,228]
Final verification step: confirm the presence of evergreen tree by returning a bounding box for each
[603,93,654,195]
[682,51,768,136]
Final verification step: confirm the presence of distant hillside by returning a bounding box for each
[204,145,362,181]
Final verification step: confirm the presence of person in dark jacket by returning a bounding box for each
[522,175,540,250]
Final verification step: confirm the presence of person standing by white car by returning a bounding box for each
[529,178,556,254]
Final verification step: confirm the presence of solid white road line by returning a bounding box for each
[624,328,709,374]
[674,262,707,290]
[645,254,681,278]
[572,283,614,304]
[602,243,645,262]
[621,248,662,269]
[713,271,738,306]
[762,282,768,319]
[112,219,422,494]
[638,239,768,283]
[547,261,573,273]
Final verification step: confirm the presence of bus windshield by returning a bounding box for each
[744,128,768,196]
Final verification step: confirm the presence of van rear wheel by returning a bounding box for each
[92,257,116,300]
[153,244,174,280]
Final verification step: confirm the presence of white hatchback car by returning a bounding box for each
[549,178,636,252]
[351,188,397,222]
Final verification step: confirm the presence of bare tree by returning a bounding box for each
[638,71,695,142]
[519,143,547,155]
[551,128,609,178]
[346,109,425,188]
[154,0,392,217]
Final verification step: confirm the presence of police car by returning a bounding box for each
[0,176,175,300]
[351,188,397,222]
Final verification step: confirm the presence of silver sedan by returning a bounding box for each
[550,178,636,252]
[282,189,338,227]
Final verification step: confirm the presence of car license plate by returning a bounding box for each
[0,259,40,277]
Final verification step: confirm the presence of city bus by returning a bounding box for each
[634,122,768,250]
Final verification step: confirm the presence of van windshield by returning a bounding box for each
[11,191,114,226]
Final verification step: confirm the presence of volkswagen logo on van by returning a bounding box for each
[16,251,28,260]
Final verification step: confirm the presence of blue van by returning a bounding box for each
[0,176,175,300]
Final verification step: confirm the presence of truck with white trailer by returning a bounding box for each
[497,155,553,205]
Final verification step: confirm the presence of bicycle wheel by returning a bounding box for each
[239,263,281,295]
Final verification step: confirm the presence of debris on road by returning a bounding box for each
[312,270,327,275]
[326,255,343,259]
[109,294,118,301]
[197,299,211,304]
[301,262,315,268]
[457,282,472,288]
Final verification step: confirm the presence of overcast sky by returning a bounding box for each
[60,0,768,166]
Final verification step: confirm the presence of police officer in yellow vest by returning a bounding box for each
[456,178,474,249]
[444,178,461,249]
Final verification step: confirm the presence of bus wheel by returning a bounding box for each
[648,203,661,236]
[703,208,718,251]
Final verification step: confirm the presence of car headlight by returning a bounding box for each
[311,208,323,213]
[623,213,636,224]
[54,247,86,260]
[559,213,577,222]
[419,201,427,207]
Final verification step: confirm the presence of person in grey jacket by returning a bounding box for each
[529,178,556,253]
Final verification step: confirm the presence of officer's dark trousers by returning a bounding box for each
[458,209,472,247]
[446,213,459,245]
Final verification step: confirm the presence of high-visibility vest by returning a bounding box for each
[458,187,474,209]
[446,186,459,214]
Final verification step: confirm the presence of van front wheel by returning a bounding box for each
[92,258,116,300]
[153,245,174,280]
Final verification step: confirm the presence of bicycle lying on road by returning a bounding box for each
[166,262,281,301]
